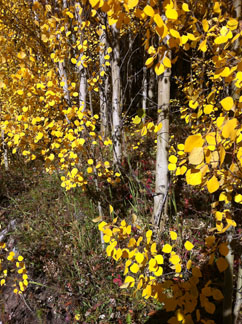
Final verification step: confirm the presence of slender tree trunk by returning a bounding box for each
[111,25,122,164]
[223,230,234,324]
[148,67,156,109]
[142,64,147,123]
[234,261,242,323]
[152,52,171,229]
[58,60,70,105]
[1,129,8,171]
[75,3,87,111]
[99,29,109,137]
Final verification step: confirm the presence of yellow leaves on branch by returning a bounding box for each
[186,169,202,186]
[184,241,194,251]
[165,7,178,20]
[188,147,204,165]
[220,96,234,111]
[184,134,204,153]
[143,5,154,17]
[155,63,164,75]
[127,0,139,9]
[206,175,220,193]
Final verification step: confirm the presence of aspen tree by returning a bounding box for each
[153,52,171,229]
[111,25,122,164]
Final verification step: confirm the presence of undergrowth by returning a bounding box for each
[0,165,158,323]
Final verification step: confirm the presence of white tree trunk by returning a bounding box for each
[148,67,156,107]
[142,64,147,123]
[75,3,87,111]
[111,25,122,164]
[1,129,8,171]
[58,60,70,105]
[153,53,171,228]
[99,29,109,137]
[234,262,242,323]
[223,230,234,324]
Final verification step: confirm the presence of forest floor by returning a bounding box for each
[0,166,160,324]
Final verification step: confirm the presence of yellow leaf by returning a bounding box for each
[141,126,147,136]
[184,134,204,153]
[207,175,220,193]
[163,56,171,68]
[168,163,176,171]
[162,244,172,253]
[170,231,177,240]
[170,29,180,38]
[71,58,77,64]
[109,205,113,213]
[87,167,93,173]
[135,253,144,264]
[214,35,228,45]
[165,8,178,20]
[17,51,26,59]
[222,118,238,139]
[169,254,180,265]
[89,0,99,7]
[73,92,79,97]
[220,96,234,111]
[186,260,192,270]
[202,19,209,32]
[234,194,242,203]
[182,3,190,12]
[204,104,213,114]
[121,275,135,288]
[92,215,102,223]
[153,266,163,276]
[143,5,154,17]
[155,254,164,264]
[127,0,138,9]
[155,62,165,76]
[169,155,177,164]
[132,115,141,124]
[175,264,182,273]
[214,1,221,13]
[189,147,204,165]
[154,14,163,28]
[189,100,198,109]
[48,153,55,161]
[146,230,152,238]
[186,169,202,186]
[199,39,207,52]
[154,122,162,133]
[184,241,194,251]
[216,257,228,272]
[130,263,139,274]
[149,258,158,271]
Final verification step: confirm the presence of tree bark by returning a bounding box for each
[75,2,87,111]
[142,64,148,123]
[111,25,122,164]
[99,28,109,137]
[152,52,171,229]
